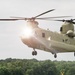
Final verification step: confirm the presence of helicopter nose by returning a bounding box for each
[21,36,37,48]
[21,36,32,47]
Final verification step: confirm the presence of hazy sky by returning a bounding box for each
[0,0,75,61]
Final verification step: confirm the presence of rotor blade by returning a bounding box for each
[0,19,20,21]
[10,16,32,20]
[35,9,55,18]
[53,19,65,21]
[36,16,72,19]
[53,19,75,24]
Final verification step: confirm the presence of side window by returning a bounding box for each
[42,33,45,38]
[60,27,63,32]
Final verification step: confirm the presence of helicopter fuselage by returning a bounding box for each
[21,27,75,54]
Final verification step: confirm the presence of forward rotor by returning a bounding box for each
[0,9,55,21]
[0,9,72,21]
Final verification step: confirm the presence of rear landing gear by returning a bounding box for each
[74,52,75,56]
[32,48,37,56]
[54,53,57,58]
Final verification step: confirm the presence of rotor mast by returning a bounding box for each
[27,20,39,28]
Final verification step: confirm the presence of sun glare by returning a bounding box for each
[21,26,33,38]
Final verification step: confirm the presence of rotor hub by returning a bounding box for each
[27,20,39,28]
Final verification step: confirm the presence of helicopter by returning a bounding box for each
[0,9,75,58]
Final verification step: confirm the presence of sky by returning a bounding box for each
[0,0,75,61]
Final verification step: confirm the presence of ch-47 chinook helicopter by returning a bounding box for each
[0,9,75,58]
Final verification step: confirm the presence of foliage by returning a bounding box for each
[0,58,75,75]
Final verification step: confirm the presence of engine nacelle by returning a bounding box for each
[60,22,74,34]
[66,30,75,38]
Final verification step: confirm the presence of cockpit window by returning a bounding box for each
[42,33,45,38]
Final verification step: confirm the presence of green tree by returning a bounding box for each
[0,67,10,75]
[32,60,59,75]
[66,67,75,75]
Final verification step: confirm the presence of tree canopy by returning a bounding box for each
[0,58,75,75]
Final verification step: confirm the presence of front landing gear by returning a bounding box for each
[32,48,37,56]
[54,53,57,58]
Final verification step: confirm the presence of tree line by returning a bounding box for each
[0,58,75,75]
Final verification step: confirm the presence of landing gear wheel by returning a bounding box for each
[32,51,37,56]
[32,51,35,55]
[34,51,37,55]
[54,54,57,58]
[74,52,75,56]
